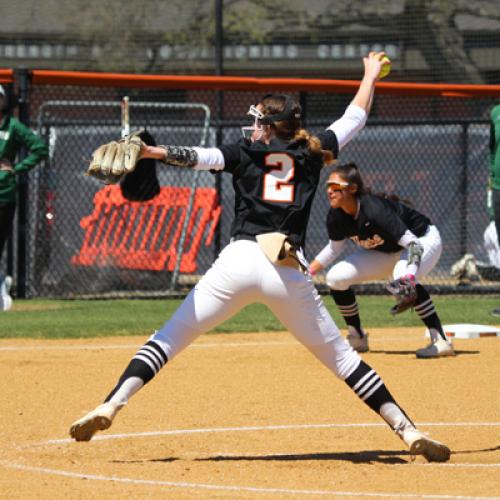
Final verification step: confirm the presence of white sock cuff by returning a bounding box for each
[380,402,414,434]
[109,376,144,407]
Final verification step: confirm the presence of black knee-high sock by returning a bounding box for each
[330,289,364,337]
[413,285,447,341]
[104,340,168,402]
[345,360,415,428]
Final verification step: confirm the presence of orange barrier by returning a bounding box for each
[31,70,500,98]
[0,69,14,84]
[71,186,221,273]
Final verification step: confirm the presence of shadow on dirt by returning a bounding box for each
[368,349,480,356]
[194,450,410,464]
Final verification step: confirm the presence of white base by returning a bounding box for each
[425,324,500,339]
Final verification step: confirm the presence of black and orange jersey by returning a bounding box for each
[219,131,338,248]
[326,193,431,253]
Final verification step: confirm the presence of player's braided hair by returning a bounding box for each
[332,162,413,206]
[260,94,335,166]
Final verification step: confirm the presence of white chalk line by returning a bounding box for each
[40,421,500,445]
[0,341,295,351]
[1,461,498,499]
[0,335,459,352]
[3,422,499,499]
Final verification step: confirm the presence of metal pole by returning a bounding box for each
[459,123,469,260]
[169,104,211,292]
[16,68,30,298]
[215,0,223,75]
[299,92,307,129]
[214,0,224,259]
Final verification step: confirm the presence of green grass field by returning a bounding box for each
[1,295,499,339]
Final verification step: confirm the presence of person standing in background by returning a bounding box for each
[482,187,500,277]
[0,84,49,311]
[489,104,500,316]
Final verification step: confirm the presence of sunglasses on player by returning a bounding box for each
[326,180,349,191]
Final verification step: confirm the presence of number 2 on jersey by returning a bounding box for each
[262,153,295,202]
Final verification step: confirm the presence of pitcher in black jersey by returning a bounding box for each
[310,162,455,358]
[69,53,450,463]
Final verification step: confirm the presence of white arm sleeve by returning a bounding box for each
[327,104,367,151]
[192,147,225,171]
[398,229,420,248]
[314,240,346,268]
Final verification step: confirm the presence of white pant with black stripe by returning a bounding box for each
[149,239,360,380]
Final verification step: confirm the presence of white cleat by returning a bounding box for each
[0,275,13,311]
[347,332,369,353]
[401,428,451,462]
[416,338,455,359]
[69,401,122,441]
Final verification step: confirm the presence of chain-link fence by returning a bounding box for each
[32,96,213,297]
[1,72,499,297]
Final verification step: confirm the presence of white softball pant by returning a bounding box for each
[326,225,442,290]
[150,240,360,380]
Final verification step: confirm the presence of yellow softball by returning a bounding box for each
[379,55,392,79]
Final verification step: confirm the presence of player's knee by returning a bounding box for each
[336,348,362,380]
[325,268,352,290]
[307,338,361,380]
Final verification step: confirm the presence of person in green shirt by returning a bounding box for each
[489,104,500,316]
[0,84,48,311]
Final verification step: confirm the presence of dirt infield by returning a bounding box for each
[0,328,499,499]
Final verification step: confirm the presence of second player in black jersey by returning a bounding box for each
[310,162,455,358]
[326,191,430,253]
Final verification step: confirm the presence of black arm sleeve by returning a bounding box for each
[326,209,347,241]
[218,142,242,173]
[317,130,339,159]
